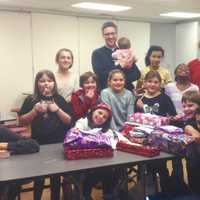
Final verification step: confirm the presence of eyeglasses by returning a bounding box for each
[103,32,117,37]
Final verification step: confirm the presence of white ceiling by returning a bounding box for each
[0,0,200,23]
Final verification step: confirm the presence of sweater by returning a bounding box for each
[0,126,39,154]
[101,87,135,131]
[71,88,99,120]
[135,93,176,116]
[139,66,172,88]
[19,94,72,145]
[92,46,140,91]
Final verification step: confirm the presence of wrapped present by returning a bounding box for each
[121,125,154,145]
[128,113,169,128]
[157,125,183,135]
[117,141,160,157]
[126,129,149,145]
[64,128,113,149]
[150,129,194,155]
[121,123,135,136]
[64,147,113,160]
[64,128,114,159]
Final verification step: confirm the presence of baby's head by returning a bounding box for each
[182,90,200,119]
[117,37,131,49]
[88,103,112,132]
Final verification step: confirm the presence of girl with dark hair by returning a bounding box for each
[73,103,116,200]
[137,45,172,92]
[19,69,72,200]
[55,48,78,102]
[75,102,112,133]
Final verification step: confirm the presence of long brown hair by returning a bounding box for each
[33,70,58,101]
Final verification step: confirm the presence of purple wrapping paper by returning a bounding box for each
[64,128,113,149]
[157,125,183,135]
[150,129,194,155]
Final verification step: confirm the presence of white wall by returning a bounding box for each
[150,23,176,75]
[32,13,79,75]
[0,12,33,114]
[78,17,107,74]
[118,20,150,69]
[175,21,199,65]
[0,11,150,114]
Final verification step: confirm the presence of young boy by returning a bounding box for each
[171,90,200,194]
[185,107,200,195]
[173,90,200,127]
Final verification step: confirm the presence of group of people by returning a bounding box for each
[1,20,200,200]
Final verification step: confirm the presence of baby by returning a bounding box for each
[112,37,136,68]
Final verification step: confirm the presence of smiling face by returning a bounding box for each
[37,74,55,96]
[182,100,199,118]
[149,50,163,67]
[92,108,109,126]
[108,72,125,92]
[144,77,161,96]
[175,64,189,77]
[175,64,190,83]
[103,26,117,48]
[56,50,73,71]
[83,76,97,91]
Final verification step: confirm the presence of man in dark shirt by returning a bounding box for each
[92,21,140,91]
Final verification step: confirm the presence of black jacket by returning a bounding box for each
[0,126,40,154]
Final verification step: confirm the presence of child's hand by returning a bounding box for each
[136,98,144,109]
[120,55,137,69]
[132,88,138,96]
[171,114,185,122]
[48,102,59,113]
[132,88,145,97]
[34,102,47,113]
[85,89,95,99]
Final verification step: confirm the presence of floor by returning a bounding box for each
[19,160,188,200]
[20,181,104,200]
